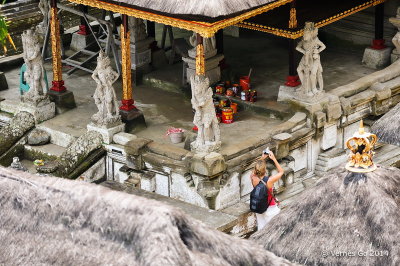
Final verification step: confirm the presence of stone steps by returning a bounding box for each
[36,123,78,148]
[314,148,347,177]
[24,143,66,162]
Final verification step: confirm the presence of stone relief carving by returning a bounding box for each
[128,17,147,44]
[37,0,50,34]
[91,51,121,127]
[190,75,221,153]
[21,29,49,106]
[296,22,326,97]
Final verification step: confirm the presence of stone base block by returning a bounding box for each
[277,85,300,102]
[0,72,8,91]
[183,54,224,84]
[48,90,76,114]
[87,123,125,144]
[70,32,94,51]
[120,108,146,132]
[19,102,56,123]
[190,152,226,177]
[362,47,392,69]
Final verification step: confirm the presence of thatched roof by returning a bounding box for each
[372,103,400,146]
[251,166,400,266]
[100,0,276,20]
[0,167,294,266]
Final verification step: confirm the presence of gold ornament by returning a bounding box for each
[345,120,378,173]
[195,43,205,76]
[50,7,63,82]
[288,8,297,29]
[120,23,132,101]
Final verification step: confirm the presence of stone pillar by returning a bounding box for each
[183,32,224,85]
[70,5,94,51]
[48,0,76,113]
[362,3,391,69]
[389,7,400,63]
[119,15,145,131]
[285,0,301,87]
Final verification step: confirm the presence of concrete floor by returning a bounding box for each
[0,26,376,150]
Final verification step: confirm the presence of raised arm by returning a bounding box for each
[266,152,284,189]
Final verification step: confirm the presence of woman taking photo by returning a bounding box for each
[250,151,284,231]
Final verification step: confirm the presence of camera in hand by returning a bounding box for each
[263,147,271,155]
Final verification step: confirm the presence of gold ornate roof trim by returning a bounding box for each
[238,0,386,39]
[67,0,292,37]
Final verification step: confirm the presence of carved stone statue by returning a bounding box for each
[189,33,217,58]
[128,17,147,44]
[296,22,326,97]
[91,50,121,127]
[21,29,48,106]
[9,157,27,172]
[190,75,221,153]
[37,0,50,33]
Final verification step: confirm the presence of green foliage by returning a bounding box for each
[0,16,8,47]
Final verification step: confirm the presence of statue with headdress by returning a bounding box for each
[296,22,326,97]
[21,29,48,106]
[91,50,121,127]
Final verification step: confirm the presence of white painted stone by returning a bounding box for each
[240,170,254,198]
[113,132,137,145]
[321,123,337,150]
[141,174,155,192]
[70,33,94,51]
[170,173,208,208]
[362,47,392,69]
[87,123,125,144]
[155,173,169,197]
[289,145,308,173]
[215,173,240,210]
[311,138,321,172]
[18,101,55,124]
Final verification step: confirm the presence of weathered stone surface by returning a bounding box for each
[0,111,35,155]
[125,137,153,156]
[70,32,95,51]
[190,152,226,177]
[272,133,292,160]
[113,132,137,146]
[370,82,392,100]
[147,142,188,161]
[18,101,56,124]
[87,123,125,144]
[0,72,8,91]
[314,111,326,129]
[287,112,307,125]
[362,47,392,69]
[321,124,337,151]
[27,128,50,145]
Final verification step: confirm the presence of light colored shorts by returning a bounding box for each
[255,205,280,231]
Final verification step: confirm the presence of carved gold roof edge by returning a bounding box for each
[237,0,387,39]
[66,0,292,37]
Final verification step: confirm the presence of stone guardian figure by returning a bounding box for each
[91,50,121,127]
[190,75,221,153]
[21,29,48,106]
[37,0,50,34]
[296,22,326,97]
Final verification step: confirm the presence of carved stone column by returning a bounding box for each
[119,14,145,131]
[48,0,76,113]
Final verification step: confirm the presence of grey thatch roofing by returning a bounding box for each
[106,0,276,20]
[251,166,400,266]
[372,103,400,146]
[0,167,294,266]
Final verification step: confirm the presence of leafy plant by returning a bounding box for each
[0,1,16,56]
